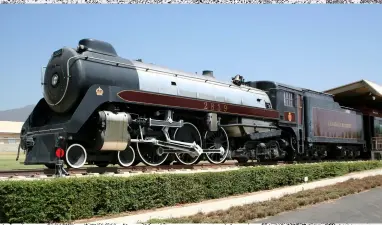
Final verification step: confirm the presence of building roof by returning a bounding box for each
[324,79,382,112]
[0,121,23,134]
[324,79,382,98]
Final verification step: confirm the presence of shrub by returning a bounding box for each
[0,160,381,223]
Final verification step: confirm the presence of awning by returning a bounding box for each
[324,79,382,113]
[325,79,382,99]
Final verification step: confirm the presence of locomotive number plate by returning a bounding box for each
[203,101,228,112]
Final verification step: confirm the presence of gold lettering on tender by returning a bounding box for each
[328,121,352,129]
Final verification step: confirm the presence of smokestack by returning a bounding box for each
[202,70,214,77]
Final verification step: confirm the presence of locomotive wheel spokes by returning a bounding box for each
[204,127,229,164]
[117,145,136,167]
[136,134,169,166]
[173,122,202,165]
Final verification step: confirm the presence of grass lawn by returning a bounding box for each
[0,151,122,170]
[0,151,44,170]
[147,174,382,223]
[0,151,113,170]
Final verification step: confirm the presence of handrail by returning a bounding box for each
[371,137,382,151]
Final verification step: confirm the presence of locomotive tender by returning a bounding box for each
[19,38,371,169]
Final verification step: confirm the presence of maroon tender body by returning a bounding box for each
[312,107,364,140]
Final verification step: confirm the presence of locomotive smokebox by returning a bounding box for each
[202,70,214,78]
[42,38,139,114]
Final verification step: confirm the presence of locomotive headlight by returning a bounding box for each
[51,74,59,87]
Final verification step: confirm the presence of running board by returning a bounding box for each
[131,138,225,157]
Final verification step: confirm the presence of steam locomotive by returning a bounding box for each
[19,38,372,169]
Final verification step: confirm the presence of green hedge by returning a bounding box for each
[0,161,381,223]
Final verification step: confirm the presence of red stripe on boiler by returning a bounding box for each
[117,90,279,119]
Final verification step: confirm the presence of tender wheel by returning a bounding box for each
[65,143,87,168]
[136,133,169,166]
[173,122,202,165]
[117,146,136,167]
[204,127,230,164]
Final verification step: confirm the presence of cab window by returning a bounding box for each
[284,91,294,107]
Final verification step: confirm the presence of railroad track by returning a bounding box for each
[0,159,367,180]
[0,160,287,180]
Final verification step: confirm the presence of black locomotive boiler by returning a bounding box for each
[18,38,372,169]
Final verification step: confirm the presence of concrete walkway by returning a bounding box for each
[78,168,382,224]
[255,187,382,223]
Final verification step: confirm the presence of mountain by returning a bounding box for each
[0,104,35,122]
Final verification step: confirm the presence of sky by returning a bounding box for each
[0,5,381,111]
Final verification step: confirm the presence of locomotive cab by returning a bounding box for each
[245,81,303,123]
[245,80,305,155]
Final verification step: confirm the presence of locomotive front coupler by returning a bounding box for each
[54,159,69,177]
